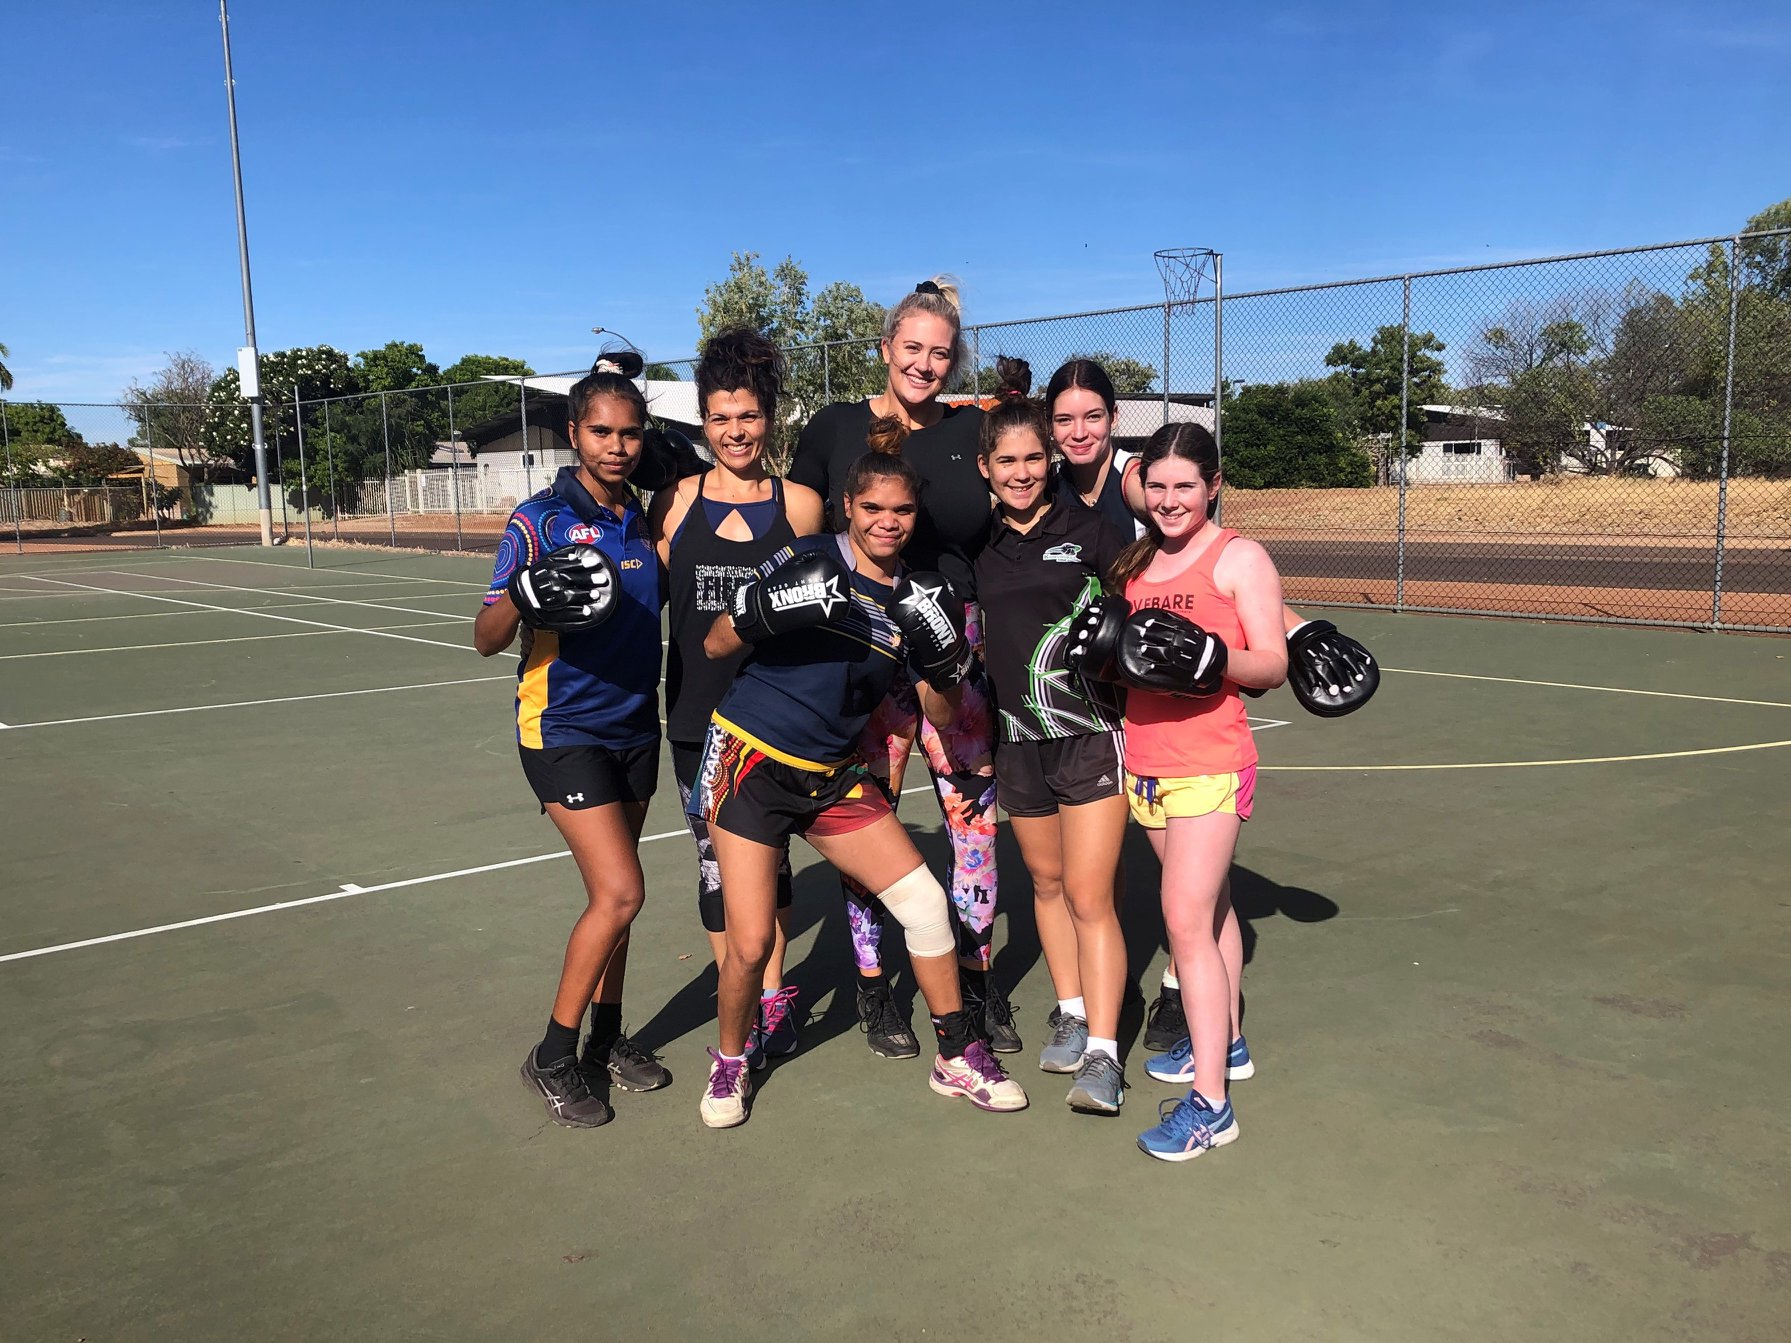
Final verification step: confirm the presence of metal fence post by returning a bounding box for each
[447,383,463,552]
[1213,254,1224,527]
[1713,236,1741,629]
[822,342,831,401]
[1161,300,1171,428]
[520,380,533,497]
[1396,275,1411,611]
[2,401,20,553]
[380,390,396,547]
[323,399,340,540]
[273,412,290,537]
[142,402,164,549]
[294,386,314,566]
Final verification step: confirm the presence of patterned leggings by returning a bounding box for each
[845,604,999,970]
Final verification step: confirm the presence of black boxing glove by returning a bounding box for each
[1287,619,1380,717]
[1117,607,1229,698]
[506,544,621,633]
[1062,593,1130,684]
[889,571,971,690]
[631,424,709,492]
[730,546,852,645]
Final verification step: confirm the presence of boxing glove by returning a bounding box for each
[730,546,852,645]
[889,571,971,690]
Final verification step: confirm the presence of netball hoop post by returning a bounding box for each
[1153,247,1223,484]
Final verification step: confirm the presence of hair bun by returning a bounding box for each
[592,349,645,379]
[993,355,1033,400]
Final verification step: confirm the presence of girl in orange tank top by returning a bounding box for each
[1107,423,1288,1162]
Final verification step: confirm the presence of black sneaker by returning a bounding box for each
[521,1048,613,1127]
[583,1029,671,1093]
[1143,986,1186,1052]
[964,975,1022,1055]
[856,984,920,1058]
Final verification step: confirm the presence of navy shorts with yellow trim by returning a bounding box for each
[691,717,891,848]
[520,742,658,812]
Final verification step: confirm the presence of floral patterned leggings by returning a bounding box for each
[845,604,999,970]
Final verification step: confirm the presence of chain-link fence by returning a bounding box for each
[6,229,1787,630]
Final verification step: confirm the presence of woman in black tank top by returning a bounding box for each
[649,330,824,1064]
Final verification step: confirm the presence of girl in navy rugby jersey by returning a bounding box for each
[691,428,1028,1129]
[474,352,669,1129]
[973,360,1132,1116]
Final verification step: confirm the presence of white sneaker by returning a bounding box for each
[699,1047,750,1129]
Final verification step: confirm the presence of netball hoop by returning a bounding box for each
[1152,247,1224,495]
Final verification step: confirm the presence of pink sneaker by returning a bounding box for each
[928,1040,1028,1112]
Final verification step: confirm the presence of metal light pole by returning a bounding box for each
[219,0,273,547]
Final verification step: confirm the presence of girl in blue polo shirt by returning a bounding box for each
[474,351,669,1130]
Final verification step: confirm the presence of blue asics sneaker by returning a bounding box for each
[1144,1035,1254,1083]
[1137,1092,1239,1162]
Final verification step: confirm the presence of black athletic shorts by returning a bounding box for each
[519,742,659,812]
[690,721,891,848]
[994,730,1124,818]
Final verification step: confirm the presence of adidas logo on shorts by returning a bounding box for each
[1097,774,1113,787]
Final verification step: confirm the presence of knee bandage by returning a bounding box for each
[875,865,955,958]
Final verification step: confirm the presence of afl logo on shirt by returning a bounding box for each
[565,523,602,545]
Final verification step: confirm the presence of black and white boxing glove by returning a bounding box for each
[1286,619,1379,717]
[1118,608,1229,698]
[730,546,852,645]
[889,571,971,691]
[1062,593,1131,684]
[507,544,620,633]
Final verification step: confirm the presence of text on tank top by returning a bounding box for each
[1121,527,1256,777]
[665,475,795,743]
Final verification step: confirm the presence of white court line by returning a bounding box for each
[0,784,936,964]
[24,575,488,654]
[178,551,490,589]
[1384,665,1791,712]
[0,595,470,630]
[0,673,514,731]
[0,619,465,660]
[1262,737,1791,772]
[134,569,477,624]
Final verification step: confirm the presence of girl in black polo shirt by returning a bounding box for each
[973,360,1132,1116]
[789,277,1016,1058]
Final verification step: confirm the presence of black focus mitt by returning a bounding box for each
[1062,593,1130,684]
[1286,619,1379,717]
[1118,608,1228,698]
[507,544,620,633]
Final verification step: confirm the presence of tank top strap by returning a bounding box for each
[770,476,785,506]
[1191,527,1238,581]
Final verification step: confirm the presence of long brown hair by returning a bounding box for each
[1107,422,1222,590]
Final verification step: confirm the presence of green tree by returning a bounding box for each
[1221,383,1372,489]
[1,400,83,449]
[1323,325,1447,482]
[694,253,888,456]
[440,353,534,438]
[643,362,682,381]
[203,345,360,476]
[52,441,142,485]
[0,340,12,392]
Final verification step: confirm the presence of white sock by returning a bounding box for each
[716,1050,746,1064]
[1086,1037,1119,1060]
[1195,1088,1227,1112]
[1161,970,1180,991]
[1058,996,1087,1020]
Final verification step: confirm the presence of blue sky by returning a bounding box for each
[3,0,1788,416]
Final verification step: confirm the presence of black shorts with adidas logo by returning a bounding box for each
[994,730,1125,818]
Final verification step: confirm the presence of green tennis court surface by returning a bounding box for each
[2,546,1787,1342]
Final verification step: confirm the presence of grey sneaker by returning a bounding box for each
[1038,1011,1089,1073]
[1066,1050,1126,1114]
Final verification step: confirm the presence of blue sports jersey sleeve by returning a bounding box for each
[485,504,548,605]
